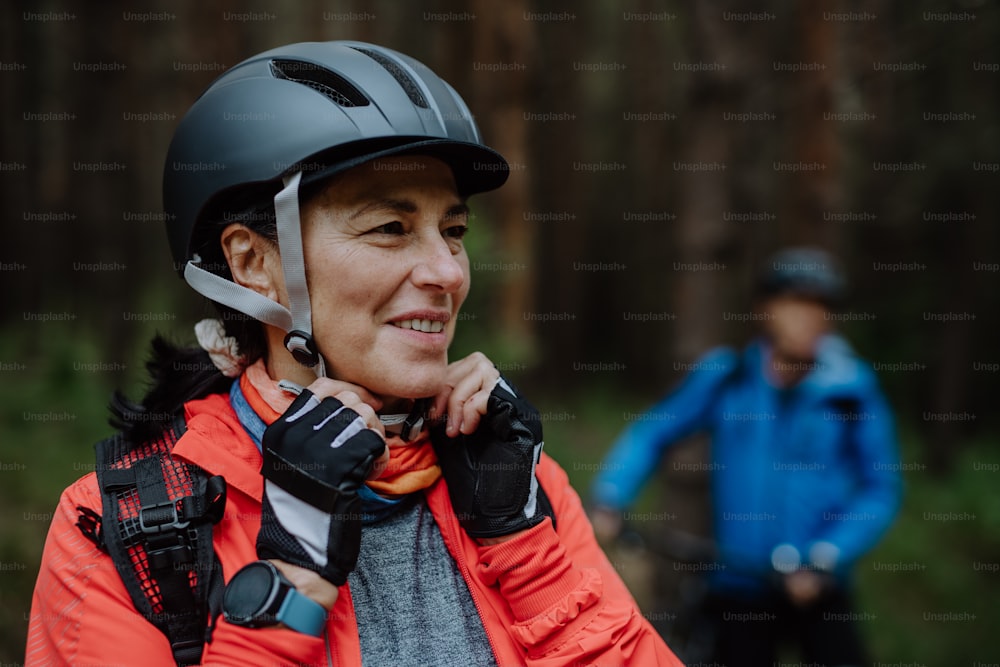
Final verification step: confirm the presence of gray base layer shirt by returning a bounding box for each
[348,495,499,667]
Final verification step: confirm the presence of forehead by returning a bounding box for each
[309,155,461,209]
[762,293,829,312]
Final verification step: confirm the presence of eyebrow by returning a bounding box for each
[444,203,470,220]
[348,198,469,221]
[348,197,417,220]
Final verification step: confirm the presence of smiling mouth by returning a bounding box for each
[391,319,445,333]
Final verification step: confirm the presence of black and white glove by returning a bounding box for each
[256,389,386,585]
[430,376,554,539]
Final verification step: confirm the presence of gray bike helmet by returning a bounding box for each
[163,41,509,371]
[757,247,846,306]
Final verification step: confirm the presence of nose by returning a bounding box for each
[410,233,466,293]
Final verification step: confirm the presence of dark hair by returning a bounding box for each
[109,336,232,441]
[112,191,280,441]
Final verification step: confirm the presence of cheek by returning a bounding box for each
[768,312,804,346]
[793,307,827,338]
[303,245,380,320]
[456,259,471,308]
[762,310,785,336]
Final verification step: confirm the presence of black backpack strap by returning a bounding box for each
[91,415,227,666]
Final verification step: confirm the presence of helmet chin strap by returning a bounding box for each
[276,380,428,442]
[273,171,326,378]
[379,399,430,442]
[183,169,326,379]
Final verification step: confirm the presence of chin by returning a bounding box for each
[370,366,446,401]
[785,348,818,364]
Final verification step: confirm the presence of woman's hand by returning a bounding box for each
[260,378,390,614]
[303,377,390,477]
[428,352,500,437]
[254,378,389,592]
[428,358,553,542]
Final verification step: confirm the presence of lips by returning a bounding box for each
[388,310,450,334]
[392,318,445,333]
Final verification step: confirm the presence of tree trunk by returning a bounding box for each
[468,0,538,362]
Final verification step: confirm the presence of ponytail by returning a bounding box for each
[109,335,232,442]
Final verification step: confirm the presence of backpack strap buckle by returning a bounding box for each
[141,501,196,571]
[140,501,191,535]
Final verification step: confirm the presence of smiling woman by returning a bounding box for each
[25,40,683,667]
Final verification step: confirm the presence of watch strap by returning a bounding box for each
[276,585,327,636]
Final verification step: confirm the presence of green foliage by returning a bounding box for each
[856,437,1000,664]
[0,328,122,661]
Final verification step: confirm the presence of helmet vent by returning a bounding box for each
[349,46,429,109]
[270,59,370,107]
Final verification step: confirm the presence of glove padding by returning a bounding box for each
[255,389,385,585]
[430,376,554,538]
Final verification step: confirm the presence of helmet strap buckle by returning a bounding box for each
[284,330,319,368]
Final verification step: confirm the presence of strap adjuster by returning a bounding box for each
[140,501,190,535]
[170,637,205,666]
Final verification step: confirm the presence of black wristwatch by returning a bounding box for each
[223,560,327,636]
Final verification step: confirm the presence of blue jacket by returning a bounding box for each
[591,335,902,594]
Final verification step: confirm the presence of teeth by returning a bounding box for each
[394,318,444,333]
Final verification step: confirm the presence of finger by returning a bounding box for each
[429,357,473,423]
[283,389,324,423]
[428,383,452,427]
[460,382,493,435]
[429,355,476,424]
[335,391,386,439]
[429,352,496,432]
[446,358,498,437]
[306,377,383,411]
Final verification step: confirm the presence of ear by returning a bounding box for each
[220,223,284,302]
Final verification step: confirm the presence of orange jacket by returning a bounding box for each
[26,392,682,666]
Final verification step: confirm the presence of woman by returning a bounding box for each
[26,41,681,666]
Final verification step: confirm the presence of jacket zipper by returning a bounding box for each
[431,485,504,665]
[453,528,504,665]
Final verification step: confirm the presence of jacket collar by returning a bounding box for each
[172,391,265,502]
[747,334,865,398]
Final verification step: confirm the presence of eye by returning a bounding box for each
[444,224,469,240]
[369,221,405,235]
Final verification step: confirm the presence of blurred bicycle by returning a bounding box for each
[607,519,849,666]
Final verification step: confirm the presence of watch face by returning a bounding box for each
[223,561,280,624]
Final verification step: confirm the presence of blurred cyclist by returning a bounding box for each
[590,247,902,667]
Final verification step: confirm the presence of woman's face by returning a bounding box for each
[298,155,471,401]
